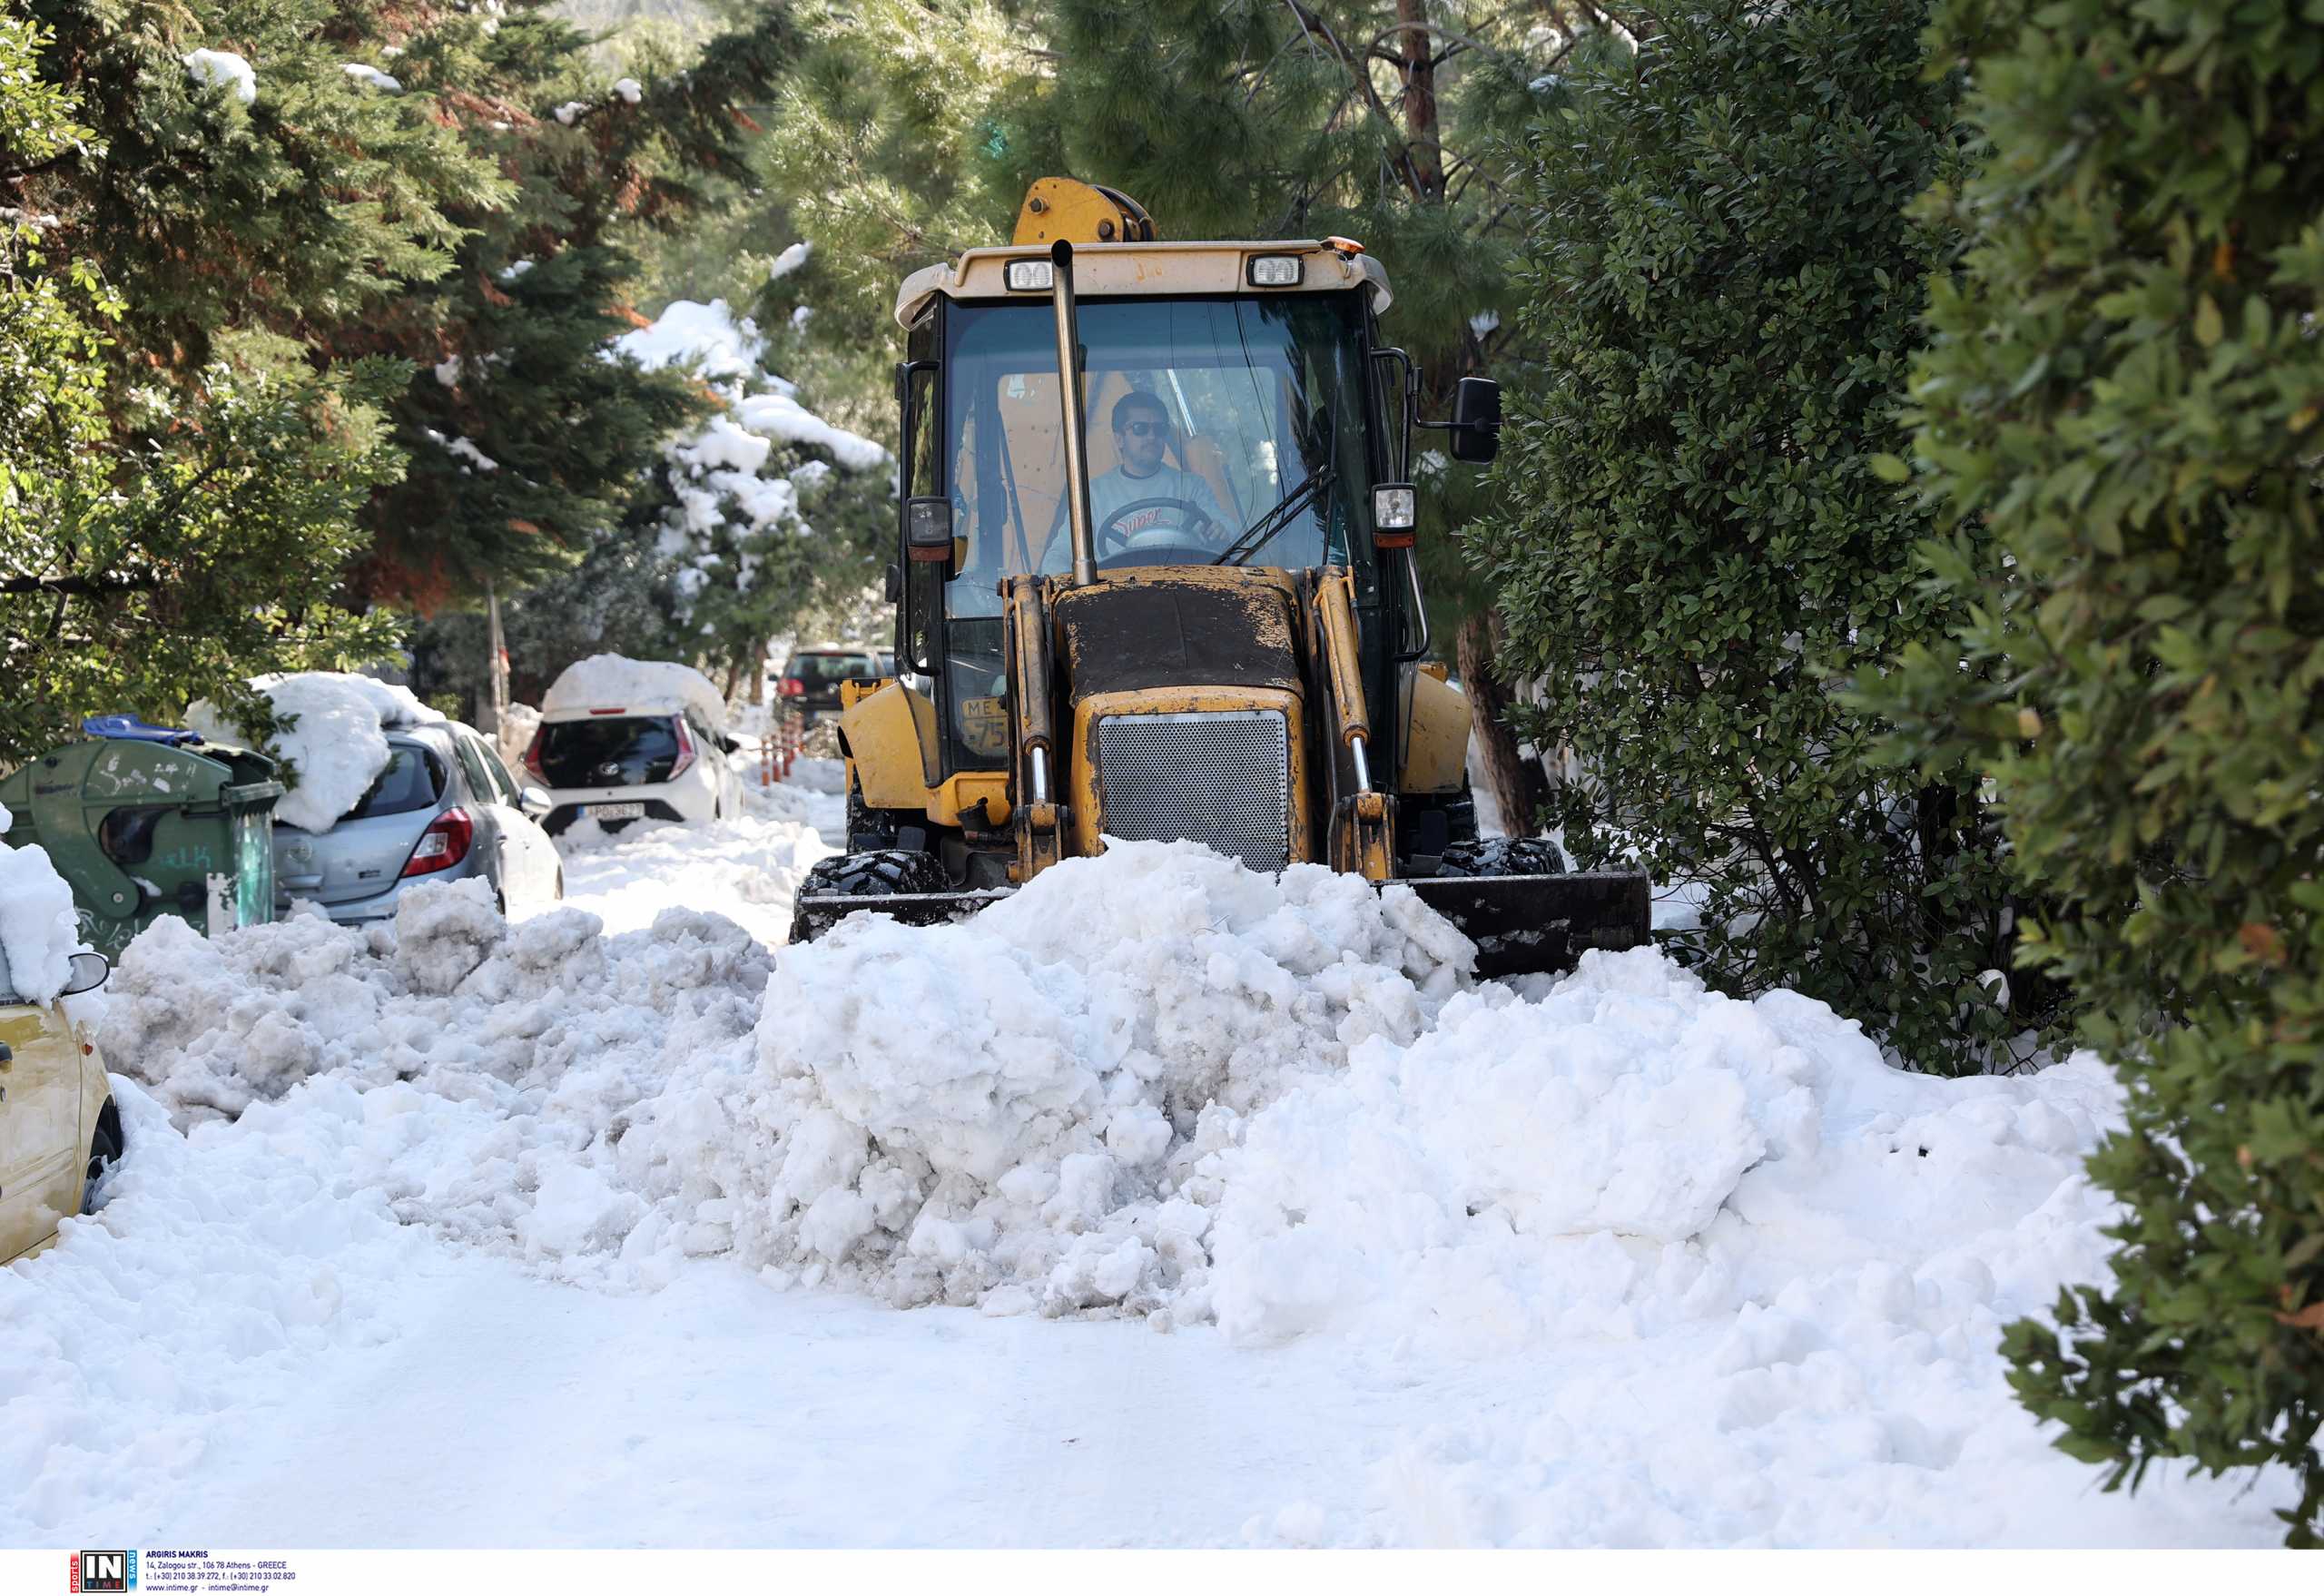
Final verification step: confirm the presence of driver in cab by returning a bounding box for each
[1082,391,1234,553]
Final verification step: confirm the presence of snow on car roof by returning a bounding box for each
[541,654,729,733]
[184,672,446,834]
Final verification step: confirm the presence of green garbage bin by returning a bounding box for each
[0,728,284,958]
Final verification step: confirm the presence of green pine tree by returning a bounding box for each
[2,7,439,763]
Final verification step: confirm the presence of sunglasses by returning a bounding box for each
[1119,419,1173,438]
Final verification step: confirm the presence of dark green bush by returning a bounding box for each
[1873,0,2324,1543]
[1480,0,2030,1073]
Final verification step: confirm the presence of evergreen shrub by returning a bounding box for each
[1879,0,2324,1540]
[1482,0,2027,1072]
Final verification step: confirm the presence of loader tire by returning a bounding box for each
[844,782,903,852]
[1434,837,1567,878]
[788,848,950,944]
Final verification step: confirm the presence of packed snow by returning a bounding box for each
[541,654,730,734]
[3,773,2299,1544]
[0,801,81,1001]
[182,49,257,104]
[184,672,444,834]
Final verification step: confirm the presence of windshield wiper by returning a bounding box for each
[1214,466,1336,567]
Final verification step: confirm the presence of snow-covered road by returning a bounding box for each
[2,762,2300,1547]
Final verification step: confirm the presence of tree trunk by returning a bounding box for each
[1457,608,1550,835]
[1396,0,1446,198]
[722,655,744,703]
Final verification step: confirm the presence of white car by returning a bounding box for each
[522,701,743,836]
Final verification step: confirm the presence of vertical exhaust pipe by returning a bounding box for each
[1049,239,1098,586]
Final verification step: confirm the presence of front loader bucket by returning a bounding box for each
[1394,869,1652,980]
[790,869,1651,980]
[788,887,1014,945]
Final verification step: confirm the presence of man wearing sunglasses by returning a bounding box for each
[1078,389,1235,555]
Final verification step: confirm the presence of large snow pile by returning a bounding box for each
[0,801,82,1001]
[542,655,729,734]
[185,672,443,833]
[99,880,768,1138]
[620,844,1473,1314]
[100,839,2130,1342]
[59,837,2306,1542]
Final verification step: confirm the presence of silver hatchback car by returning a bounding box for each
[271,722,564,923]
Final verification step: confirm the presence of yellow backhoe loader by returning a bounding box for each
[789,180,1649,976]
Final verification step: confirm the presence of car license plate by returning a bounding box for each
[591,803,645,820]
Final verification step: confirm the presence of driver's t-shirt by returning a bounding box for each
[1042,465,1235,570]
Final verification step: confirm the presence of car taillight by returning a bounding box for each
[780,677,805,697]
[667,714,695,780]
[522,728,547,782]
[401,806,475,878]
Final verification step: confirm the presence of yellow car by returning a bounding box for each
[0,947,122,1265]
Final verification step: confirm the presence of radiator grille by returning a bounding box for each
[1095,710,1290,872]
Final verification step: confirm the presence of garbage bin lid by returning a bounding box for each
[82,714,202,746]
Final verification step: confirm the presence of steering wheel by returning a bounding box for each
[1096,497,1217,557]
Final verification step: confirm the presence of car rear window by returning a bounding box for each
[537,716,680,788]
[787,653,880,685]
[345,745,446,822]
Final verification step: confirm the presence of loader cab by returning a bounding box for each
[895,254,1426,786]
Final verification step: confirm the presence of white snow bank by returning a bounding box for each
[183,49,256,104]
[630,843,1473,1313]
[0,1075,467,1544]
[185,673,443,834]
[0,801,81,1001]
[60,835,2309,1541]
[542,654,728,733]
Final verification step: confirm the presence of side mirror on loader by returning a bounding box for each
[1447,377,1501,465]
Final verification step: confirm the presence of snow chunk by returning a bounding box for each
[183,49,257,104]
[0,802,82,1002]
[731,391,884,473]
[427,429,499,473]
[542,654,729,734]
[184,673,444,834]
[433,356,463,389]
[612,299,765,385]
[613,77,643,104]
[770,241,812,280]
[342,63,402,94]
[497,260,533,284]
[554,100,589,125]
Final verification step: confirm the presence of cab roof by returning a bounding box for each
[894,240,1393,330]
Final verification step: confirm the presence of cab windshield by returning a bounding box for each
[940,294,1374,617]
